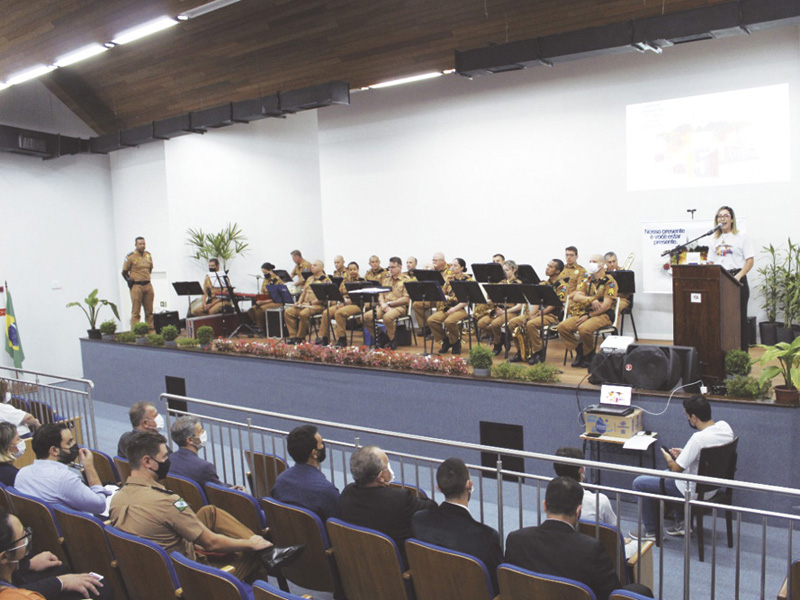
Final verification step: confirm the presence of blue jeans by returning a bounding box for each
[632,475,682,532]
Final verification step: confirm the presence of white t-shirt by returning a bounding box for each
[675,420,735,497]
[581,489,616,525]
[709,231,754,271]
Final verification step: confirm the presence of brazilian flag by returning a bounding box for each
[4,287,24,369]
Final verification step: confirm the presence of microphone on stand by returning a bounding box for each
[704,223,722,237]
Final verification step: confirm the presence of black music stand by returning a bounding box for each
[266,284,295,342]
[172,281,204,319]
[344,281,374,345]
[611,270,635,295]
[214,272,258,338]
[517,264,540,285]
[349,285,390,348]
[412,269,446,285]
[330,276,344,288]
[521,284,563,361]
[472,263,505,284]
[405,281,446,355]
[484,284,529,359]
[311,283,345,343]
[450,280,486,351]
[274,270,292,283]
[300,270,312,282]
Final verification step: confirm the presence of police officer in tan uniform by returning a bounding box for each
[364,255,387,283]
[122,236,154,330]
[284,260,330,343]
[289,250,312,283]
[509,259,568,364]
[109,431,303,582]
[413,252,453,334]
[428,258,473,355]
[405,256,418,277]
[318,261,365,346]
[604,251,631,312]
[332,255,347,279]
[477,260,524,355]
[191,258,231,317]
[247,262,283,332]
[363,257,410,350]
[562,246,586,297]
[558,254,618,368]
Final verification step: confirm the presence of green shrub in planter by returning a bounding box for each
[468,345,494,370]
[726,375,771,400]
[525,362,561,384]
[491,361,561,384]
[177,337,200,348]
[161,325,179,342]
[724,349,752,377]
[133,322,150,336]
[99,320,118,335]
[147,333,165,346]
[116,332,136,343]
[196,326,215,346]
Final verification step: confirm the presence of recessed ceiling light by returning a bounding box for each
[6,64,57,86]
[368,72,443,89]
[112,16,178,45]
[54,44,108,68]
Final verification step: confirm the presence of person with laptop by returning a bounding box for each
[630,395,734,540]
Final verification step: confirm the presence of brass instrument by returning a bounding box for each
[512,325,532,361]
[621,252,635,270]
[473,302,491,320]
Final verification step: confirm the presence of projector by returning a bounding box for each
[600,335,635,354]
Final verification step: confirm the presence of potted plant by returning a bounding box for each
[757,243,781,345]
[66,289,120,340]
[147,332,165,347]
[116,331,136,343]
[185,223,249,271]
[756,336,800,405]
[161,325,179,348]
[133,322,150,344]
[776,239,799,343]
[196,326,215,348]
[177,337,200,349]
[469,345,494,377]
[99,319,118,341]
[726,374,771,400]
[724,349,751,378]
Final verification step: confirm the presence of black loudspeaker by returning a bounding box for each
[165,376,188,414]
[622,345,682,391]
[479,421,523,482]
[587,352,627,385]
[154,311,180,334]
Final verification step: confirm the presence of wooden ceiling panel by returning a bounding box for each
[1,0,735,134]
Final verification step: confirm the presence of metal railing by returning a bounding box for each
[0,367,97,447]
[159,392,800,600]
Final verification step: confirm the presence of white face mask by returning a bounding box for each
[154,414,165,431]
[385,462,395,483]
[14,441,25,458]
[586,262,600,275]
[195,431,207,448]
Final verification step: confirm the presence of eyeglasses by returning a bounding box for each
[717,213,732,219]
[6,527,32,554]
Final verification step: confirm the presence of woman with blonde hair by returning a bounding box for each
[0,423,22,487]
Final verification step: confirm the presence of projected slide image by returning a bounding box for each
[627,84,790,190]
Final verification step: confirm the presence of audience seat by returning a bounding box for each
[578,520,653,590]
[85,447,121,485]
[172,551,253,600]
[609,590,654,600]
[244,451,287,499]
[165,474,208,513]
[0,482,14,515]
[497,563,596,600]
[405,538,495,600]
[253,580,312,600]
[113,456,132,484]
[105,524,182,600]
[7,487,70,567]
[205,482,267,534]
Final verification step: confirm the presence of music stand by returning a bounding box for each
[412,269,446,285]
[330,276,344,288]
[611,270,635,295]
[517,264,540,285]
[450,280,487,351]
[172,281,204,319]
[471,263,505,284]
[311,283,345,343]
[404,281,446,355]
[266,284,296,342]
[213,272,258,338]
[484,284,529,359]
[274,269,292,283]
[300,270,312,282]
[520,284,563,361]
[349,285,391,348]
[344,281,374,345]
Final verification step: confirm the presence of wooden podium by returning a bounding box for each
[672,265,741,382]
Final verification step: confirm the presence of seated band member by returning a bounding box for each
[492,253,505,264]
[364,255,387,283]
[404,256,418,278]
[603,251,631,312]
[562,245,586,298]
[413,252,453,334]
[429,258,473,355]
[284,260,330,344]
[317,262,365,347]
[558,254,618,368]
[331,255,347,279]
[289,250,312,284]
[191,258,231,316]
[363,257,410,350]
[509,259,567,365]
[477,260,523,356]
[246,262,283,332]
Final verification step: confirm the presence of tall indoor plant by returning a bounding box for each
[185,223,249,271]
[757,243,780,345]
[67,289,120,340]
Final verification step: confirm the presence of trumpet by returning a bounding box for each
[621,252,635,270]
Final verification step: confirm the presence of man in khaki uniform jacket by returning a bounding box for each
[364,255,387,283]
[331,255,347,279]
[284,260,330,343]
[562,246,586,297]
[289,250,312,283]
[413,252,453,334]
[318,261,364,347]
[363,257,410,350]
[191,258,231,317]
[428,258,473,355]
[122,236,154,330]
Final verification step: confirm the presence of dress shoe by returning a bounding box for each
[314,337,323,345]
[389,337,398,350]
[438,339,451,354]
[570,344,584,368]
[492,343,504,356]
[335,336,347,348]
[527,353,540,365]
[319,336,329,346]
[509,353,522,363]
[257,544,305,574]
[578,350,595,368]
[451,341,462,355]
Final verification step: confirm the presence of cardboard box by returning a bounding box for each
[584,408,642,439]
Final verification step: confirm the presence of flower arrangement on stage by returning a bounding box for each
[210,338,470,376]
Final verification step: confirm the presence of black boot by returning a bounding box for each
[335,336,347,348]
[570,344,584,367]
[527,351,540,365]
[438,339,452,354]
[320,336,329,346]
[509,352,522,363]
[492,342,504,356]
[579,349,595,368]
[451,341,462,355]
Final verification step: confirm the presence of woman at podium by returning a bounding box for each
[709,205,754,351]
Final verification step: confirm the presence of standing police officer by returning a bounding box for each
[122,236,154,330]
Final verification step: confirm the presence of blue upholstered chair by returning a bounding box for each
[171,550,254,600]
[497,563,597,600]
[405,538,494,600]
[104,524,181,600]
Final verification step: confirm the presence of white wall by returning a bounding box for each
[318,26,800,339]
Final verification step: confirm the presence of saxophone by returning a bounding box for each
[512,324,532,361]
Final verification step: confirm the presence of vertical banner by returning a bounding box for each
[4,284,24,369]
[641,221,711,294]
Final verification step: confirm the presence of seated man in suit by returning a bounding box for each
[284,260,330,344]
[168,416,245,491]
[411,457,503,593]
[117,401,163,458]
[271,424,340,521]
[339,445,436,565]
[505,476,622,600]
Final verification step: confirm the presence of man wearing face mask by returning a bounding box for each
[339,445,436,565]
[168,417,245,492]
[558,254,618,368]
[15,423,110,515]
[116,401,164,459]
[412,457,503,594]
[631,396,734,541]
[110,431,304,583]
[271,425,340,521]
